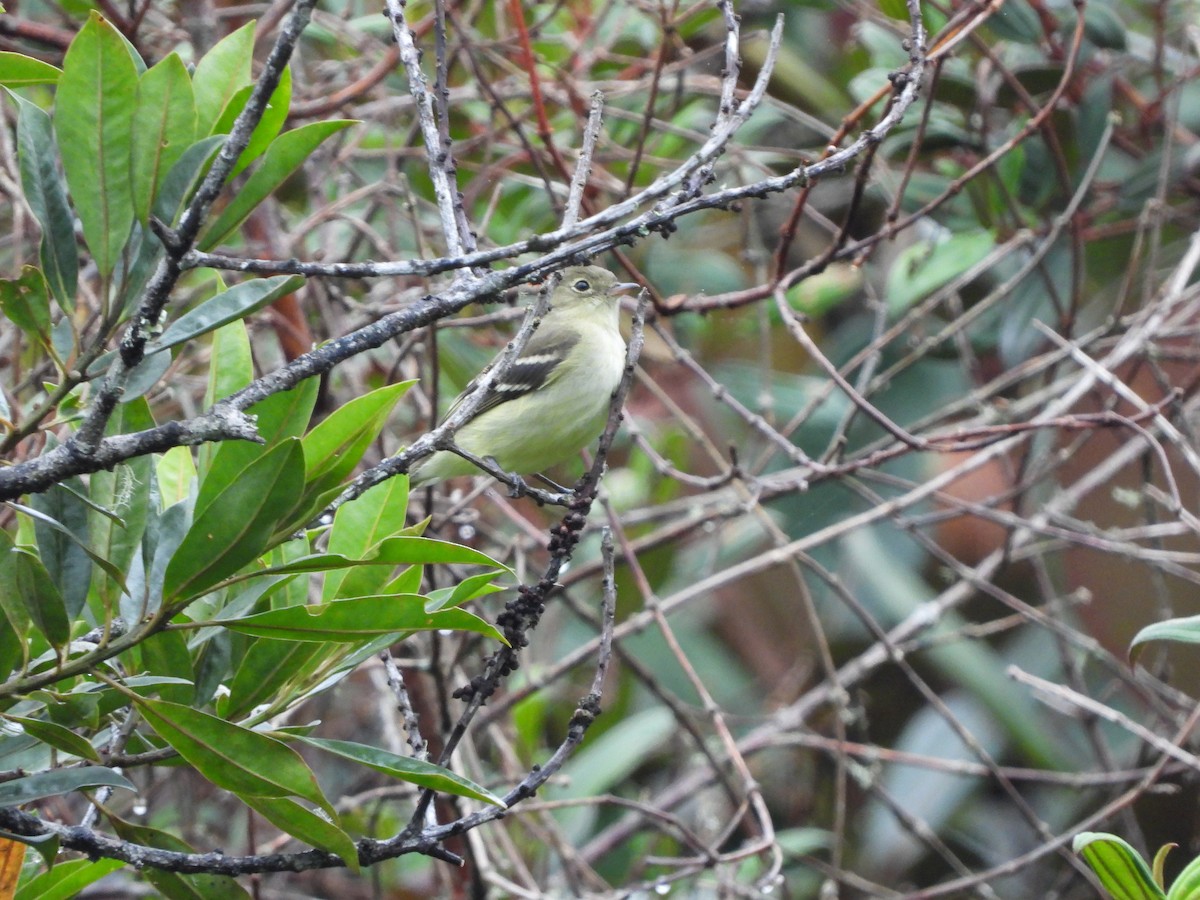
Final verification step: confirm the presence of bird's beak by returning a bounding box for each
[612,281,641,295]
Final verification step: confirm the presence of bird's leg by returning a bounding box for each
[482,456,529,498]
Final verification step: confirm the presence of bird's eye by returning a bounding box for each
[572,279,591,292]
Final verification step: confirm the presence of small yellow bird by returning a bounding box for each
[410,265,639,487]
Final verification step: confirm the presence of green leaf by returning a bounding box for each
[89,399,154,610]
[1168,849,1200,899]
[369,535,508,569]
[1130,614,1200,666]
[275,380,414,534]
[197,377,317,510]
[27,480,93,619]
[9,93,77,310]
[1154,844,1175,890]
[132,629,195,704]
[243,796,359,871]
[10,548,70,651]
[784,264,861,318]
[0,767,134,805]
[13,858,124,900]
[147,275,305,356]
[1083,3,1127,49]
[886,230,995,316]
[985,0,1043,43]
[202,318,254,419]
[107,813,252,900]
[54,12,139,278]
[222,596,506,644]
[0,266,53,348]
[192,22,254,137]
[199,120,356,250]
[225,639,326,720]
[135,698,335,814]
[876,0,909,21]
[0,51,61,86]
[322,479,412,601]
[230,66,291,179]
[0,536,29,675]
[16,499,129,609]
[425,571,507,611]
[126,482,193,621]
[156,446,197,509]
[1,714,100,762]
[131,53,196,224]
[153,134,226,227]
[1073,832,1166,900]
[299,736,505,806]
[303,381,414,487]
[163,439,306,602]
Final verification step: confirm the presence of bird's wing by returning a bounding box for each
[444,330,579,420]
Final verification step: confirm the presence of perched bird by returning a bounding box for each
[410,265,640,487]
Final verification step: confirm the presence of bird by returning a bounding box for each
[409,265,640,488]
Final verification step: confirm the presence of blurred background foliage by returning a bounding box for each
[2,0,1200,897]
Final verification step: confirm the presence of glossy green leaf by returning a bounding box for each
[1083,3,1126,50]
[197,377,318,511]
[0,266,52,348]
[322,479,412,601]
[87,401,153,610]
[204,319,255,411]
[230,529,494,591]
[1073,832,1165,900]
[425,570,507,611]
[54,12,138,277]
[123,486,192,622]
[369,535,508,569]
[222,596,506,644]
[303,381,414,487]
[0,767,134,805]
[107,816,250,900]
[886,230,995,315]
[148,275,305,357]
[275,380,414,534]
[0,541,29,675]
[153,134,226,228]
[131,53,196,223]
[13,857,124,900]
[208,83,252,138]
[1154,844,1175,891]
[229,65,291,179]
[1,714,99,762]
[1168,849,1200,899]
[163,439,306,602]
[876,0,909,21]
[985,0,1043,43]
[784,264,861,317]
[198,120,355,250]
[225,639,326,720]
[16,499,127,607]
[135,698,334,814]
[1130,614,1200,667]
[26,481,94,618]
[156,446,197,510]
[0,51,61,86]
[133,630,195,704]
[299,736,505,806]
[243,796,359,871]
[10,92,77,310]
[192,21,254,137]
[324,534,507,604]
[11,548,69,651]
